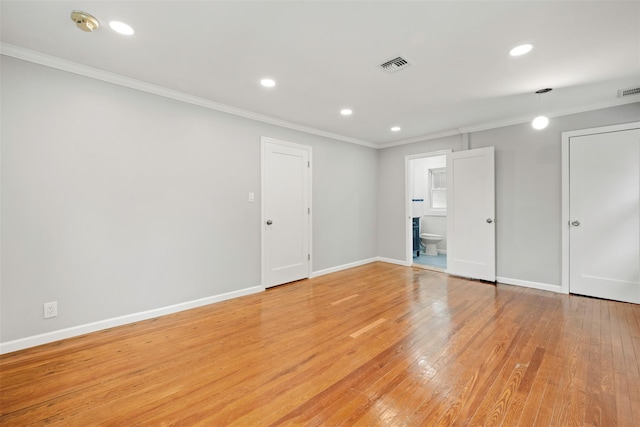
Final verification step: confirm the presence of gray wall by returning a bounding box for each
[1,57,378,342]
[2,54,638,346]
[377,102,640,286]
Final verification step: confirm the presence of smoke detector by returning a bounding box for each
[71,11,100,32]
[379,56,412,73]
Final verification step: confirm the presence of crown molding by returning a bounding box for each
[0,43,378,149]
[458,96,640,134]
[376,129,462,149]
[375,96,639,148]
[3,43,637,151]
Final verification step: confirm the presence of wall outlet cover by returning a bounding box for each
[44,301,58,319]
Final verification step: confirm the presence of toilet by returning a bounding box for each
[420,233,443,256]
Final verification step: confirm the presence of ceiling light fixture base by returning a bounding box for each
[70,11,99,32]
[531,88,552,130]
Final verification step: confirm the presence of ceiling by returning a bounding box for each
[1,1,639,147]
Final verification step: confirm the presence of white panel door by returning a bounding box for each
[569,129,640,303]
[446,147,495,281]
[263,140,311,288]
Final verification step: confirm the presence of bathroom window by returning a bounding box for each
[429,168,447,212]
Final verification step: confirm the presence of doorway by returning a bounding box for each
[261,137,312,288]
[406,147,496,281]
[562,122,640,303]
[405,151,450,271]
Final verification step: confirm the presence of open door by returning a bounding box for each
[446,147,495,282]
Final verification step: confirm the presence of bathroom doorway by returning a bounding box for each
[406,150,451,271]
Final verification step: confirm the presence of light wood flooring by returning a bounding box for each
[1,262,639,425]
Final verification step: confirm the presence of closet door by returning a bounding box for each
[262,138,311,288]
[569,128,640,304]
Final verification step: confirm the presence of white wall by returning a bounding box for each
[378,102,640,287]
[0,57,378,344]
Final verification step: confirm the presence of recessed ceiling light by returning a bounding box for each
[109,21,134,36]
[391,126,401,132]
[509,44,533,56]
[531,115,549,130]
[340,109,353,116]
[260,78,276,87]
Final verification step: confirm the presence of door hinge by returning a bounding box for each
[308,161,310,168]
[308,254,311,260]
[308,207,310,214]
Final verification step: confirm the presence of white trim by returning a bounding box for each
[561,132,571,295]
[376,256,412,267]
[405,150,452,265]
[459,98,640,135]
[438,249,447,254]
[310,257,378,278]
[497,276,564,294]
[261,137,313,288]
[377,99,639,149]
[561,121,640,296]
[0,43,375,149]
[5,44,636,152]
[462,133,470,150]
[0,286,264,355]
[378,129,462,149]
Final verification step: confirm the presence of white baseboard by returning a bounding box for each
[311,257,378,278]
[376,256,412,267]
[496,276,565,294]
[0,285,264,355]
[310,255,415,278]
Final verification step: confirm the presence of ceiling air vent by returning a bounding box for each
[380,56,411,73]
[617,86,640,98]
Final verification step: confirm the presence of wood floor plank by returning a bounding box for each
[628,366,640,426]
[557,296,592,426]
[330,293,359,305]
[515,293,565,427]
[618,303,640,377]
[428,296,536,425]
[463,292,549,426]
[1,262,638,426]
[410,286,529,425]
[324,281,501,426]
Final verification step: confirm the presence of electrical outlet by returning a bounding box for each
[44,301,58,319]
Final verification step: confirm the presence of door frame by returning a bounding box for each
[561,121,640,295]
[261,136,313,289]
[404,150,452,265]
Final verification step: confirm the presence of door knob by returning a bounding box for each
[266,220,273,225]
[486,218,493,223]
[571,220,580,226]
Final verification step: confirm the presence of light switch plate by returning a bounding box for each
[248,192,255,203]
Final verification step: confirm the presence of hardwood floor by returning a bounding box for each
[1,262,639,426]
